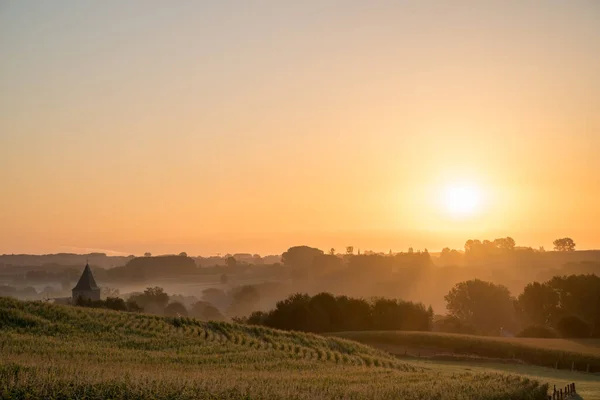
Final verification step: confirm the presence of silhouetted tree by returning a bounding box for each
[445,279,516,335]
[105,297,128,311]
[494,237,516,251]
[144,252,152,257]
[553,238,576,252]
[346,246,354,255]
[439,247,463,266]
[164,301,188,317]
[226,256,237,268]
[228,285,260,317]
[556,315,590,338]
[179,252,187,257]
[281,246,323,269]
[311,254,343,276]
[517,282,559,326]
[128,287,169,313]
[245,292,431,333]
[432,315,476,334]
[190,301,225,321]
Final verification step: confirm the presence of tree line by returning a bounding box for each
[244,292,433,333]
[70,272,599,339]
[442,274,600,338]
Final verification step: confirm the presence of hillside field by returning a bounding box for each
[330,331,600,372]
[0,297,550,400]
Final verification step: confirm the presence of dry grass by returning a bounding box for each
[0,297,549,399]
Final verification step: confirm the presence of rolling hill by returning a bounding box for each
[0,297,550,399]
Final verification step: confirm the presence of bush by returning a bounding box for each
[556,315,590,338]
[516,325,557,338]
[75,296,141,312]
[432,316,476,335]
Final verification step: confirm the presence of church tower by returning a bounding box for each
[72,263,101,302]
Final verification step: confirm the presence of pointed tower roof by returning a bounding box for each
[73,263,99,291]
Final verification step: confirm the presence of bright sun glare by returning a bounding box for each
[442,184,483,218]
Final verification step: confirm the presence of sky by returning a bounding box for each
[1,1,599,256]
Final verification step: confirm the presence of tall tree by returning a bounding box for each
[517,282,559,325]
[553,238,576,252]
[445,279,516,334]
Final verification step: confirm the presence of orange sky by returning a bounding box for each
[1,2,599,256]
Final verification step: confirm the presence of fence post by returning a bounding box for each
[560,388,563,399]
[572,382,576,393]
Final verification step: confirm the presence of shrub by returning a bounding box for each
[516,325,557,338]
[432,316,476,335]
[556,315,590,338]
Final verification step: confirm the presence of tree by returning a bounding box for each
[439,247,463,266]
[493,237,516,251]
[329,248,335,255]
[547,274,600,330]
[311,254,343,276]
[346,246,354,256]
[226,256,237,268]
[190,301,225,321]
[144,252,152,257]
[104,297,128,311]
[445,279,516,335]
[553,238,576,252]
[432,315,476,335]
[281,246,323,269]
[178,252,187,257]
[517,282,559,326]
[464,239,482,253]
[228,285,260,317]
[164,301,188,317]
[128,286,169,313]
[556,315,590,338]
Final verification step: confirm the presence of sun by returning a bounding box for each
[441,183,483,218]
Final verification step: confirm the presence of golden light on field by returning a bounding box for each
[441,183,484,219]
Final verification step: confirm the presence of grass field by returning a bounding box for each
[331,331,600,373]
[0,297,550,400]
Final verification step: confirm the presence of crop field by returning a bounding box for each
[407,359,600,400]
[0,297,550,399]
[331,331,600,373]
